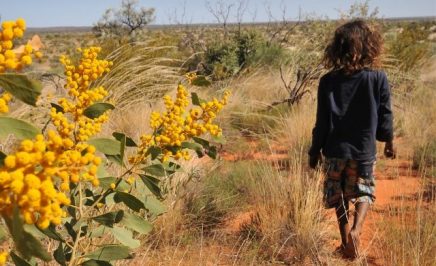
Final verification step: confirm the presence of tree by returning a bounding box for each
[338,0,379,20]
[94,0,155,38]
[205,0,234,38]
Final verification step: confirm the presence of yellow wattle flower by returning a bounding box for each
[132,84,230,164]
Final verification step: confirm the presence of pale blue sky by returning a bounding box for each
[0,0,435,27]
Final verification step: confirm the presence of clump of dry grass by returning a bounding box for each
[375,58,436,266]
[244,154,328,264]
[94,42,181,109]
[378,188,436,266]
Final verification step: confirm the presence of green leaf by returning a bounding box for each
[0,117,40,140]
[83,102,115,119]
[143,196,166,216]
[206,146,218,159]
[142,164,165,177]
[89,225,108,238]
[122,213,153,235]
[181,141,204,157]
[53,242,66,266]
[211,135,226,144]
[192,137,210,147]
[163,162,181,175]
[96,164,109,179]
[106,154,123,166]
[139,175,161,198]
[37,224,64,242]
[114,192,145,212]
[0,225,6,241]
[192,137,218,159]
[191,92,202,106]
[0,74,42,106]
[146,146,162,160]
[98,177,130,192]
[191,75,211,87]
[0,151,6,167]
[23,224,46,239]
[4,207,51,261]
[50,102,64,113]
[84,245,130,261]
[110,227,140,249]
[98,177,117,189]
[112,132,137,147]
[88,138,121,155]
[119,134,126,166]
[92,211,124,227]
[10,252,32,266]
[82,260,113,266]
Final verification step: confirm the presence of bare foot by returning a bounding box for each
[344,230,360,259]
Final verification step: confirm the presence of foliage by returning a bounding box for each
[339,0,379,20]
[202,30,287,80]
[203,41,239,80]
[387,22,431,71]
[0,18,229,266]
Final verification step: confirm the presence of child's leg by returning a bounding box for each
[335,199,350,248]
[346,201,370,257]
[352,201,369,233]
[323,158,349,249]
[343,159,375,258]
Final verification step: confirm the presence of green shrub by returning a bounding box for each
[249,42,289,67]
[204,41,239,80]
[387,22,431,71]
[203,30,287,80]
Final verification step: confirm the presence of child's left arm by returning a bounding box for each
[376,72,393,142]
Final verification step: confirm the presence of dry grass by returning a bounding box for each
[6,21,434,265]
[378,184,436,266]
[94,42,181,109]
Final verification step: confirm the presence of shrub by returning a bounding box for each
[204,41,239,80]
[387,22,431,71]
[203,30,287,80]
[0,18,230,265]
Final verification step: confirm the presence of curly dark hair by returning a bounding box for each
[323,20,383,74]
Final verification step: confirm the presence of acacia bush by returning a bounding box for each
[0,18,230,266]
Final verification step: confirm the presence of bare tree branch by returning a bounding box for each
[93,0,155,39]
[205,0,235,38]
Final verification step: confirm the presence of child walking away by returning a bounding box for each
[308,20,395,259]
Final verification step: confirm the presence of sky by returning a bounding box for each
[0,0,435,27]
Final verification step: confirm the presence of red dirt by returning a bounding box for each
[326,155,423,265]
[221,137,424,265]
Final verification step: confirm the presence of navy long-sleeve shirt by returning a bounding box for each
[309,69,394,161]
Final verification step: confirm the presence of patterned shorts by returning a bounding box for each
[323,158,376,209]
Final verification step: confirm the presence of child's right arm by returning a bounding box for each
[308,77,328,168]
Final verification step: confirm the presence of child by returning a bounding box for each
[308,20,395,259]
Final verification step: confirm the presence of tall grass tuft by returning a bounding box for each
[378,187,436,266]
[94,42,181,109]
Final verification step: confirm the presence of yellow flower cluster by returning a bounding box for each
[53,47,112,141]
[0,131,101,229]
[131,84,230,163]
[0,18,42,73]
[185,72,197,84]
[0,252,7,266]
[0,93,11,113]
